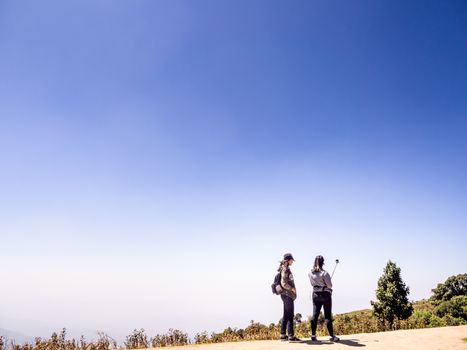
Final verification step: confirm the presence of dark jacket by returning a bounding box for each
[280,264,297,300]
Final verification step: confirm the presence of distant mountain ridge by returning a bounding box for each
[0,329,34,344]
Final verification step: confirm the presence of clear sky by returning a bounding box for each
[1,0,466,343]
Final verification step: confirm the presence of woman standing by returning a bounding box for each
[308,255,340,342]
[278,253,301,342]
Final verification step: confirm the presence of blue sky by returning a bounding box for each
[1,0,466,342]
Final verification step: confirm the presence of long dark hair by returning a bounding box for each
[313,255,324,272]
[278,259,289,272]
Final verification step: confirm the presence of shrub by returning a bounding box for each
[442,315,466,326]
[151,329,189,347]
[433,295,467,321]
[428,315,447,328]
[408,309,431,329]
[243,321,271,340]
[193,332,210,344]
[124,329,149,349]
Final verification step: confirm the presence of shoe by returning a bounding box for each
[311,335,318,342]
[329,336,340,342]
[280,335,287,341]
[288,336,302,342]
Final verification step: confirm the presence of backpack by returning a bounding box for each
[271,271,283,294]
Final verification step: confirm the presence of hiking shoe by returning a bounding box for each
[280,335,287,341]
[329,336,340,342]
[288,336,302,342]
[311,335,318,342]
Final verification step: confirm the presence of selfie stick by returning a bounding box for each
[331,259,340,278]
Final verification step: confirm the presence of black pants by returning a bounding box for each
[311,292,334,336]
[280,294,294,336]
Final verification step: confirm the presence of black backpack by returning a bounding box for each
[271,271,282,294]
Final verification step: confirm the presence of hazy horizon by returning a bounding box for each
[1,0,466,343]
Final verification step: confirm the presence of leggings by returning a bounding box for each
[311,291,334,336]
[280,294,294,336]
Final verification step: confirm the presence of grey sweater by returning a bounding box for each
[308,269,333,293]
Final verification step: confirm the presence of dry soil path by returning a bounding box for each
[157,326,467,350]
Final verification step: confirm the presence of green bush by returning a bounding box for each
[442,315,466,326]
[428,315,447,328]
[408,309,431,329]
[433,295,467,321]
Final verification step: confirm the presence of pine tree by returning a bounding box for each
[371,260,413,329]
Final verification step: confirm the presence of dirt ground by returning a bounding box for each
[157,326,467,350]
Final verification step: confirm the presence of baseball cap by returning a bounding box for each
[283,253,295,261]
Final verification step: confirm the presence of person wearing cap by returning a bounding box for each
[278,253,301,342]
[308,255,340,342]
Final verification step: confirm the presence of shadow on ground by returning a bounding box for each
[304,338,365,347]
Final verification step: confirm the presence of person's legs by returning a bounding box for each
[311,293,324,336]
[281,295,294,337]
[280,295,288,337]
[322,293,335,337]
[286,297,294,337]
